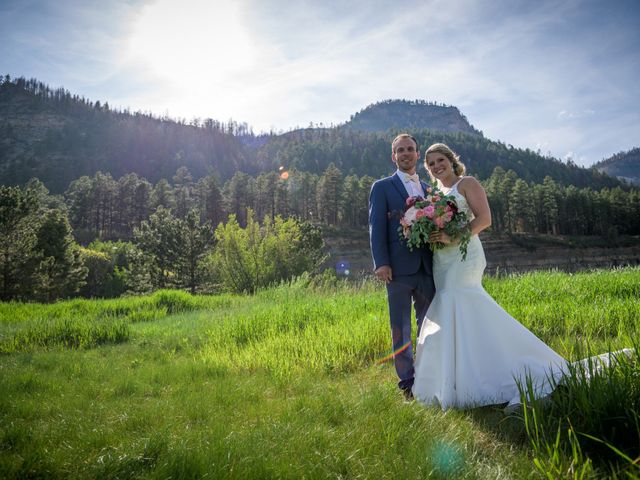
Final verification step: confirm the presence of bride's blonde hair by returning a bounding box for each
[424,143,466,181]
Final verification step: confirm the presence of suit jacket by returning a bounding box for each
[369,173,433,276]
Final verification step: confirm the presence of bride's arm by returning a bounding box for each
[459,177,491,235]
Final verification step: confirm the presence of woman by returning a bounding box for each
[411,143,567,409]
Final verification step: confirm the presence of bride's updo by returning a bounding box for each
[424,143,466,180]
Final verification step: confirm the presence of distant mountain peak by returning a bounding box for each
[342,99,482,136]
[593,148,640,186]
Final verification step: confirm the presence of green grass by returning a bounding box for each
[1,268,639,479]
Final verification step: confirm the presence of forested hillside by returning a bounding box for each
[594,148,640,186]
[0,76,628,193]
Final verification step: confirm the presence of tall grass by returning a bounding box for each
[1,268,639,478]
[520,345,640,479]
[0,289,234,353]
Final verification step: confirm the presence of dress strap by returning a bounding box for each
[447,176,465,193]
[452,176,465,188]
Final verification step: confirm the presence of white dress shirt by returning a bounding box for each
[397,170,425,198]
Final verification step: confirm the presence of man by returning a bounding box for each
[369,133,435,400]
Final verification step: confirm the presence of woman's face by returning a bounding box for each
[425,152,454,180]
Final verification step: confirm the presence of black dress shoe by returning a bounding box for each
[402,387,414,401]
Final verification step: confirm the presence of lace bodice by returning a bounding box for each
[439,177,474,220]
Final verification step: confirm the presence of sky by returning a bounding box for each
[1,0,639,167]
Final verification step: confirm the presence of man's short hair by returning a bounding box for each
[392,134,419,153]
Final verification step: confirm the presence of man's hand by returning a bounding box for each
[375,265,393,283]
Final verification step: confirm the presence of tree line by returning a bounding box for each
[62,164,640,239]
[2,164,638,302]
[1,180,324,302]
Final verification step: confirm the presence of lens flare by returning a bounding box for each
[429,441,464,475]
[377,341,411,364]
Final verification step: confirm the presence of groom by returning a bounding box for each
[369,133,435,400]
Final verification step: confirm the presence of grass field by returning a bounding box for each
[1,268,639,479]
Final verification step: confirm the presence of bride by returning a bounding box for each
[412,143,567,409]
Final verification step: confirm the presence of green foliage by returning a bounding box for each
[78,247,115,297]
[83,240,152,297]
[32,209,88,302]
[134,206,182,289]
[1,186,87,302]
[0,185,40,300]
[206,212,325,293]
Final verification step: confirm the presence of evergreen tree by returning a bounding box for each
[65,175,94,243]
[196,174,226,228]
[173,166,194,219]
[0,186,39,300]
[33,209,87,302]
[541,176,559,234]
[151,178,175,211]
[223,172,255,226]
[510,179,535,233]
[134,207,182,289]
[316,163,343,225]
[176,210,213,294]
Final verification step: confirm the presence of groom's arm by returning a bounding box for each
[369,181,391,276]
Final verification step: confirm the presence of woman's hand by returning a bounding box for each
[429,231,453,245]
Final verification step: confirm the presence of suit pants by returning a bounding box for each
[386,265,433,390]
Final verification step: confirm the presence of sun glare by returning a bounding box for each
[128,0,256,86]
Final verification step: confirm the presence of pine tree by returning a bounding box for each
[196,174,226,228]
[0,186,39,300]
[510,179,534,233]
[176,210,212,294]
[173,166,194,219]
[223,172,255,226]
[316,163,343,225]
[33,209,88,302]
[134,207,182,289]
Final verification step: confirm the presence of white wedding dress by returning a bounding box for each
[412,179,568,409]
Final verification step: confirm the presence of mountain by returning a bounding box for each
[593,148,640,186]
[0,75,630,193]
[0,77,254,193]
[343,99,482,136]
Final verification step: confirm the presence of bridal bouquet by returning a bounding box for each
[398,185,472,260]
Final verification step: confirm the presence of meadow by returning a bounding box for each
[1,268,639,479]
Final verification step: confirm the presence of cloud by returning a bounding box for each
[1,0,638,166]
[558,109,595,120]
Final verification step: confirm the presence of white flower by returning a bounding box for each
[403,206,418,225]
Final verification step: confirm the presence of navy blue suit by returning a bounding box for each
[369,173,435,390]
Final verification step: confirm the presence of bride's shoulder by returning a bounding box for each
[458,176,481,188]
[457,176,485,195]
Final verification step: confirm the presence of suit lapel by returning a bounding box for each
[391,173,408,200]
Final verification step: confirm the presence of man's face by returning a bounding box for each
[392,137,419,174]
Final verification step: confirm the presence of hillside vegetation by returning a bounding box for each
[0,76,627,193]
[594,147,640,186]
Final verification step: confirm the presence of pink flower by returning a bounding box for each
[424,205,435,219]
[434,216,446,229]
